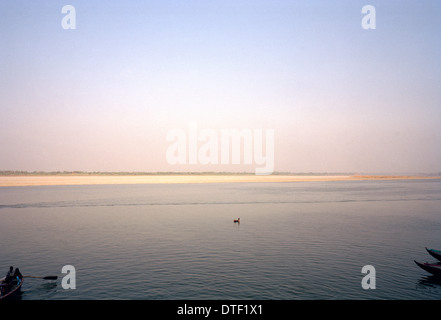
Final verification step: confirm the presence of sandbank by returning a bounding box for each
[0,174,439,187]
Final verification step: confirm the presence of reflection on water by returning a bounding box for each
[417,275,441,289]
[5,291,23,301]
[22,280,58,300]
[39,281,58,291]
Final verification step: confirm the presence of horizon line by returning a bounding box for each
[0,170,440,177]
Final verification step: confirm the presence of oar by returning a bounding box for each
[24,275,58,280]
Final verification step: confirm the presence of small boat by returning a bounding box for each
[234,218,240,223]
[0,276,23,300]
[425,247,441,262]
[414,260,441,277]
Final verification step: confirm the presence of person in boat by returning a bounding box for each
[1,266,15,292]
[13,268,23,284]
[4,266,14,283]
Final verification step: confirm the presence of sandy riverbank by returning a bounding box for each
[0,174,440,187]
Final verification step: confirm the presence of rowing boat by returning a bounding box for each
[0,276,23,300]
[425,247,441,262]
[414,260,441,277]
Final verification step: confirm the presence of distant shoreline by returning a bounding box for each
[0,174,440,187]
[0,171,355,176]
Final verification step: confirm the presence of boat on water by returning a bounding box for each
[0,276,23,300]
[414,260,441,277]
[425,247,441,262]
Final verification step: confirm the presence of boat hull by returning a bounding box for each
[426,247,441,262]
[415,260,441,277]
[0,277,23,300]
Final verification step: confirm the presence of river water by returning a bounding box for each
[1,179,440,300]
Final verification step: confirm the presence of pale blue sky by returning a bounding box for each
[1,1,440,173]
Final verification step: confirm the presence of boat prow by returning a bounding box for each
[425,247,441,262]
[414,260,441,277]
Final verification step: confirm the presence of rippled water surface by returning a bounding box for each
[1,179,441,299]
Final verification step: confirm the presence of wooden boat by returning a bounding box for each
[425,247,441,262]
[0,276,23,300]
[414,260,441,277]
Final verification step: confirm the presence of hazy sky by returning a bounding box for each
[1,0,440,174]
